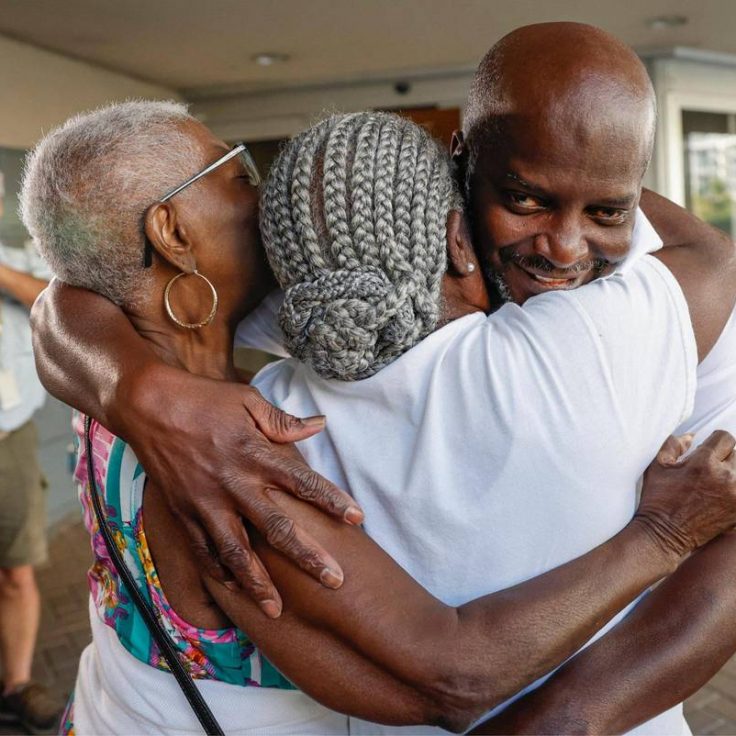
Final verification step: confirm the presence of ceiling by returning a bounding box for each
[0,0,731,97]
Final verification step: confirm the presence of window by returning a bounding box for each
[683,110,736,237]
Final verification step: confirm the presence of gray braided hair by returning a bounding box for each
[260,112,462,380]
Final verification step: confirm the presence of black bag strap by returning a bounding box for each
[84,415,225,736]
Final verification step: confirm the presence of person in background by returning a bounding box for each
[0,170,64,733]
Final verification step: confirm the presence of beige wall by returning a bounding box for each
[0,34,179,149]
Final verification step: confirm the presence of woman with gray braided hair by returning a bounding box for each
[24,103,736,735]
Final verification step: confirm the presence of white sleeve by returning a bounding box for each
[615,209,663,275]
[233,290,289,357]
[515,255,697,451]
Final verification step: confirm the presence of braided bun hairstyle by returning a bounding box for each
[260,112,461,380]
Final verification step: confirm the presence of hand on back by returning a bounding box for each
[636,431,736,560]
[125,364,363,618]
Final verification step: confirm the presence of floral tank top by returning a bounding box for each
[73,412,294,689]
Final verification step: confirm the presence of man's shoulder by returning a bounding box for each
[566,255,688,322]
[234,290,288,357]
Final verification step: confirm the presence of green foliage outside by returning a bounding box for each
[691,177,735,236]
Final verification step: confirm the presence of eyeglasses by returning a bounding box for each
[143,142,261,267]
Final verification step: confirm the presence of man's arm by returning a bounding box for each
[473,529,736,735]
[0,264,47,308]
[31,280,364,616]
[641,188,736,360]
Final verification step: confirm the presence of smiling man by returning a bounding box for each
[457,23,657,308]
[30,22,736,735]
[437,23,736,734]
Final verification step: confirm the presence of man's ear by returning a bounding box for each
[144,202,197,273]
[446,209,480,277]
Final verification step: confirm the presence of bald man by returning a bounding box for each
[32,23,736,735]
[442,23,736,734]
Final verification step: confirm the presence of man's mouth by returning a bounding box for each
[489,250,611,305]
[511,262,587,293]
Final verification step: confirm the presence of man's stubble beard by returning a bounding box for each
[462,196,515,309]
[486,262,514,306]
[470,214,612,308]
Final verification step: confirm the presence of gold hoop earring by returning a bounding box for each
[164,270,219,329]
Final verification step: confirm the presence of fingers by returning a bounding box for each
[657,433,695,466]
[181,517,230,584]
[250,504,344,589]
[200,510,283,619]
[241,387,364,523]
[698,430,736,462]
[244,387,328,443]
[267,454,364,525]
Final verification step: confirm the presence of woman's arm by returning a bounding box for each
[147,434,736,732]
[31,280,363,613]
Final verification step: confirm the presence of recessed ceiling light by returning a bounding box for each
[647,15,688,30]
[252,52,290,66]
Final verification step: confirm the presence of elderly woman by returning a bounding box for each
[20,103,736,735]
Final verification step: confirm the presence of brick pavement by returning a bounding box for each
[31,516,92,704]
[2,514,735,735]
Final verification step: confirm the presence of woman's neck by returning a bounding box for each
[436,274,486,329]
[128,312,238,381]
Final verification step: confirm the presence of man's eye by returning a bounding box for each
[507,191,544,209]
[590,207,628,224]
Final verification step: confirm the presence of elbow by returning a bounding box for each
[30,289,53,387]
[410,663,498,733]
[401,612,508,732]
[419,695,485,734]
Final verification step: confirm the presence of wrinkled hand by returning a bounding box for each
[636,430,736,560]
[118,364,363,619]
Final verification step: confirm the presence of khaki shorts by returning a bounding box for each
[0,420,47,568]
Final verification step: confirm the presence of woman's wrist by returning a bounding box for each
[622,516,684,577]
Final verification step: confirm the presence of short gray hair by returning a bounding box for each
[260,112,461,381]
[20,100,204,306]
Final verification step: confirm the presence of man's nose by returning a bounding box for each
[534,214,589,269]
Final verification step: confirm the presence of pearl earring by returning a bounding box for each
[467,263,476,273]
